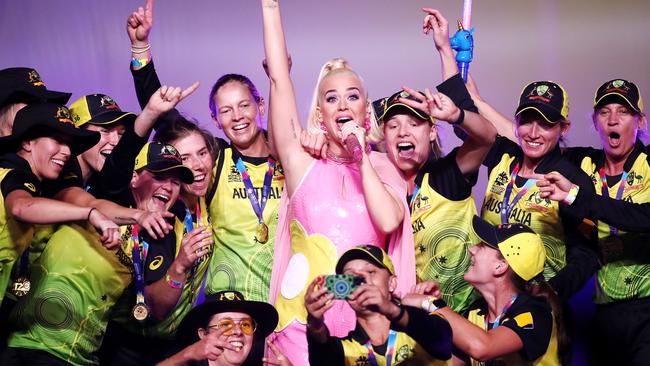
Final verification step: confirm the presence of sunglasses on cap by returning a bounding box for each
[207,317,257,336]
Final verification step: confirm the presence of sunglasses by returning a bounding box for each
[208,317,257,336]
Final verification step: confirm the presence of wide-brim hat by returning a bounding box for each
[336,245,395,275]
[594,79,643,114]
[0,67,71,107]
[471,216,545,281]
[373,90,435,124]
[515,81,569,123]
[133,142,194,184]
[0,103,99,156]
[70,93,136,127]
[176,290,279,346]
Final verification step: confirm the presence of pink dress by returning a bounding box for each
[268,152,416,366]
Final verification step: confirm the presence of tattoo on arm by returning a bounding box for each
[290,118,297,139]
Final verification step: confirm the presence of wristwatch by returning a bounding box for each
[421,296,447,313]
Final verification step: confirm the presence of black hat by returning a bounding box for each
[336,245,395,275]
[471,216,545,281]
[594,79,644,114]
[69,94,137,127]
[133,142,194,184]
[176,290,279,346]
[0,103,99,156]
[515,81,569,123]
[0,67,71,107]
[373,91,435,124]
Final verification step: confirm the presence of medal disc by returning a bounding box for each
[255,222,269,244]
[11,277,31,297]
[132,303,149,321]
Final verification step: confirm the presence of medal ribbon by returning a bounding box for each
[184,202,210,307]
[131,225,146,306]
[485,294,518,330]
[235,158,276,224]
[598,168,628,236]
[409,185,420,214]
[364,329,398,366]
[501,163,536,224]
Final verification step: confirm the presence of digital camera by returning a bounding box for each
[324,274,364,299]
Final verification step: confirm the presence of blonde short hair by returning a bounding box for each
[306,58,383,144]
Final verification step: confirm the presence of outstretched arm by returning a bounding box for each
[261,0,311,195]
[127,0,153,71]
[465,74,517,142]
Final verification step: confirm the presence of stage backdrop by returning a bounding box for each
[1,0,649,205]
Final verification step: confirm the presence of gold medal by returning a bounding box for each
[11,277,31,297]
[132,303,149,321]
[255,222,269,244]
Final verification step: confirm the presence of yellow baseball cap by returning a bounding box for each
[471,216,545,281]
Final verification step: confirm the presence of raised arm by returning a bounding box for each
[465,74,517,142]
[261,0,312,194]
[400,87,496,176]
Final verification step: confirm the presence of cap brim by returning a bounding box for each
[515,103,563,124]
[0,121,99,156]
[380,103,433,124]
[471,216,500,249]
[594,93,641,113]
[335,247,393,275]
[0,88,72,107]
[86,110,137,126]
[176,300,279,347]
[144,161,195,184]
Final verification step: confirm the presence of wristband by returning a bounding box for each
[421,296,447,313]
[165,273,184,289]
[450,108,465,125]
[131,55,151,69]
[562,184,580,205]
[87,208,96,221]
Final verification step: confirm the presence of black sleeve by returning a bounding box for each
[561,146,597,167]
[501,298,553,361]
[41,158,83,198]
[143,233,176,285]
[307,330,344,366]
[421,148,476,201]
[392,306,453,360]
[91,127,148,200]
[585,196,650,232]
[436,73,478,114]
[549,163,600,300]
[131,60,182,125]
[1,169,41,199]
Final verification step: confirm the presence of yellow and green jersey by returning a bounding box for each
[411,149,479,314]
[8,224,132,365]
[0,153,42,303]
[205,146,284,302]
[481,137,567,280]
[467,294,559,365]
[565,142,650,304]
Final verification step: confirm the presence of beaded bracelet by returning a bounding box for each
[165,273,184,289]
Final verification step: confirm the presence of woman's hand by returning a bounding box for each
[88,209,121,249]
[304,276,334,322]
[399,86,461,123]
[402,281,441,308]
[134,210,174,240]
[263,340,294,366]
[422,8,451,51]
[126,0,153,47]
[144,83,200,116]
[339,120,367,156]
[172,226,213,275]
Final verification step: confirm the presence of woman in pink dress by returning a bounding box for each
[260,1,415,365]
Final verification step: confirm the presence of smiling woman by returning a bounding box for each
[260,1,415,365]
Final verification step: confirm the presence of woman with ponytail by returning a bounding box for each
[403,216,564,365]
